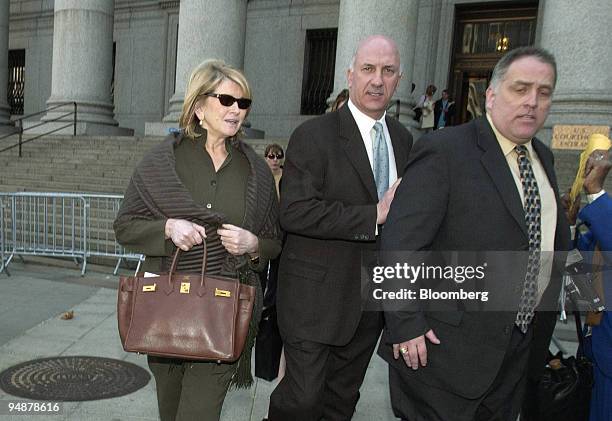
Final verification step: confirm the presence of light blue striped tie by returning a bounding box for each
[371,122,389,200]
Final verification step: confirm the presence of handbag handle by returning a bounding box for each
[166,243,242,296]
[168,243,209,289]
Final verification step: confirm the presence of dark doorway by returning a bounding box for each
[300,28,338,115]
[449,2,538,124]
[8,49,25,115]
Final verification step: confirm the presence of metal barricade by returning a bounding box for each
[82,194,143,275]
[0,192,143,276]
[0,192,88,274]
[0,195,10,275]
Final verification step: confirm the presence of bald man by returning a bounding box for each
[268,35,413,420]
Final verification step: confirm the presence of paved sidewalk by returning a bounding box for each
[0,261,578,421]
[0,261,395,421]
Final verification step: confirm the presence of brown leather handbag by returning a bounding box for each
[117,246,255,362]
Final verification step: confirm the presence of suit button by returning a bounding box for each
[504,326,512,335]
[354,234,360,240]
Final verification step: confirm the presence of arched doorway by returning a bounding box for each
[449,2,538,125]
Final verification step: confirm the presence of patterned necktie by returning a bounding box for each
[371,122,389,200]
[515,145,541,333]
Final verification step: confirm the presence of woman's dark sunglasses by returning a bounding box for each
[204,93,252,110]
[266,153,284,160]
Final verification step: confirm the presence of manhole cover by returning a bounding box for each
[0,356,150,401]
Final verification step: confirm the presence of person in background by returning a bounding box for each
[259,143,285,342]
[330,88,349,112]
[114,59,281,421]
[258,143,286,421]
[417,84,436,131]
[433,88,455,130]
[264,144,283,197]
[566,148,612,421]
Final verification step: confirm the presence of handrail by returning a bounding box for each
[15,101,74,121]
[0,101,77,157]
[387,99,401,120]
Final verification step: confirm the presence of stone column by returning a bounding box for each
[162,0,248,123]
[330,0,419,127]
[0,0,12,129]
[538,0,612,143]
[38,0,131,135]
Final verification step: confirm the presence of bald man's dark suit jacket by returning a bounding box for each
[378,117,569,400]
[277,105,412,346]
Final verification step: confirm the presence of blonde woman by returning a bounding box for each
[114,60,281,421]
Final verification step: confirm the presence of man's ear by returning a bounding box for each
[347,68,353,89]
[485,86,495,111]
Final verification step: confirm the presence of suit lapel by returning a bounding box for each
[385,115,409,174]
[476,118,528,238]
[338,106,378,201]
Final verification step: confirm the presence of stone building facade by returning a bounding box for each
[2,0,611,142]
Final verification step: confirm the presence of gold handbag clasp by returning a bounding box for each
[142,283,157,292]
[215,288,231,297]
[180,282,191,294]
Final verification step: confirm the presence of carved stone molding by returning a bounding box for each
[159,1,179,10]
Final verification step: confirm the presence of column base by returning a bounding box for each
[162,93,184,123]
[23,120,134,136]
[0,103,11,127]
[0,122,17,135]
[386,98,422,137]
[32,99,134,136]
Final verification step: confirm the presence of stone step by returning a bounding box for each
[13,152,144,161]
[0,181,124,194]
[11,175,129,187]
[0,176,126,189]
[0,172,130,183]
[0,134,292,198]
[2,163,139,177]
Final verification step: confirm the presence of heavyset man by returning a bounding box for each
[379,46,570,421]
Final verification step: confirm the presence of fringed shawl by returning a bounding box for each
[116,131,281,387]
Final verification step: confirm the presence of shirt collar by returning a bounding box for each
[486,113,535,158]
[347,99,387,134]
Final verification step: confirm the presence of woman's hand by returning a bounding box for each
[165,218,207,251]
[217,224,259,256]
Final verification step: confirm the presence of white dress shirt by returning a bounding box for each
[347,99,398,187]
